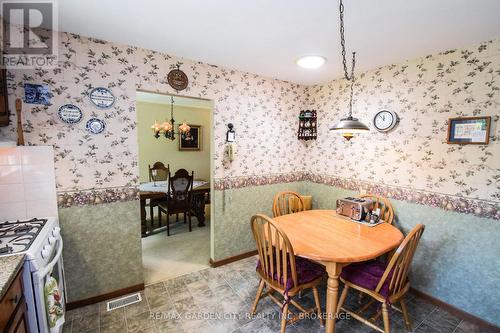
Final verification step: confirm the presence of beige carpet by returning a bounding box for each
[141,213,210,285]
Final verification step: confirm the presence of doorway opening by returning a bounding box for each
[136,91,213,285]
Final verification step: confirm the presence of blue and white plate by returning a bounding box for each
[89,87,115,109]
[58,104,83,124]
[86,118,106,134]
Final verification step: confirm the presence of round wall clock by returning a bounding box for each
[86,118,106,134]
[89,87,115,109]
[58,104,83,124]
[167,68,188,91]
[373,110,399,132]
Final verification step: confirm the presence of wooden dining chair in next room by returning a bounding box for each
[357,194,395,224]
[250,214,325,333]
[336,224,425,333]
[147,162,169,222]
[272,191,306,217]
[158,169,194,236]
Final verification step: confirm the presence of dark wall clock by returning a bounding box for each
[167,65,188,91]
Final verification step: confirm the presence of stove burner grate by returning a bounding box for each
[0,244,12,254]
[0,218,48,255]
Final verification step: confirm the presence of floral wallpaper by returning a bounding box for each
[0,29,498,220]
[306,39,500,205]
[0,31,307,192]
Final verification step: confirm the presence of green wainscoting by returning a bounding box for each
[212,182,308,260]
[305,181,500,327]
[58,201,143,303]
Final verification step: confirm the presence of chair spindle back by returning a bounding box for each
[376,224,425,298]
[273,191,305,217]
[358,194,394,224]
[148,162,169,182]
[251,214,298,289]
[168,169,193,205]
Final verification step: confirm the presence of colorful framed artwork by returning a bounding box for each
[24,83,51,105]
[179,125,201,151]
[447,116,491,145]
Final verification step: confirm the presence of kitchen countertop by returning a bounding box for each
[0,254,25,300]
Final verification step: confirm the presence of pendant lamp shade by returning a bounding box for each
[329,115,369,141]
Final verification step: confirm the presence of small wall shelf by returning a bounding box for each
[297,110,317,140]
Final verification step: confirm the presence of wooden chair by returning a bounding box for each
[148,162,169,182]
[357,194,394,224]
[272,191,305,217]
[250,214,325,333]
[336,224,425,333]
[147,162,169,225]
[158,169,193,236]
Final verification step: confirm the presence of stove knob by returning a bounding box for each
[52,227,61,237]
[41,245,51,259]
[48,236,56,245]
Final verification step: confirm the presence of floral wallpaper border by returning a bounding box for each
[58,172,499,220]
[304,174,499,220]
[57,186,139,208]
[213,172,307,190]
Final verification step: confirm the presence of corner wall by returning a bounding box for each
[305,181,500,326]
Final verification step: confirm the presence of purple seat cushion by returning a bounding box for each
[340,260,395,297]
[257,255,325,291]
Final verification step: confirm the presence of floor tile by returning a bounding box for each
[100,318,127,333]
[423,307,461,333]
[240,318,275,333]
[99,306,125,326]
[156,318,185,333]
[454,320,497,333]
[65,256,497,333]
[126,309,156,332]
[71,312,99,332]
[124,297,150,317]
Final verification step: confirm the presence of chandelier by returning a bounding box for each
[329,0,369,141]
[151,96,192,141]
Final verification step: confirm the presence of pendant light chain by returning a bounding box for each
[339,0,356,118]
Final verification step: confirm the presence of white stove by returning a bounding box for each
[0,217,66,333]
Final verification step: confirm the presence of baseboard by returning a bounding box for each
[66,283,145,310]
[410,288,500,332]
[209,250,257,268]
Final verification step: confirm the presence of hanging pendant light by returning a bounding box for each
[150,96,192,141]
[329,0,369,141]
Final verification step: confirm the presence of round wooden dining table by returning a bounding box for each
[272,210,404,333]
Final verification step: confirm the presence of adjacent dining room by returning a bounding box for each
[136,91,213,284]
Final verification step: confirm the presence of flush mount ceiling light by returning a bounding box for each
[329,0,369,141]
[296,55,326,69]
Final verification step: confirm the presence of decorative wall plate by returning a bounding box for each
[86,118,106,134]
[89,87,115,109]
[167,68,188,91]
[58,104,83,124]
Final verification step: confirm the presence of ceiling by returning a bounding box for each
[59,0,500,85]
[136,91,212,109]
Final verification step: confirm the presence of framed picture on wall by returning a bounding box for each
[447,116,491,145]
[179,125,201,151]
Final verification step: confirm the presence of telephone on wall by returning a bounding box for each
[226,143,236,162]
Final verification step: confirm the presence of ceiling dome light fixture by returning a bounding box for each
[296,55,326,69]
[329,0,369,141]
